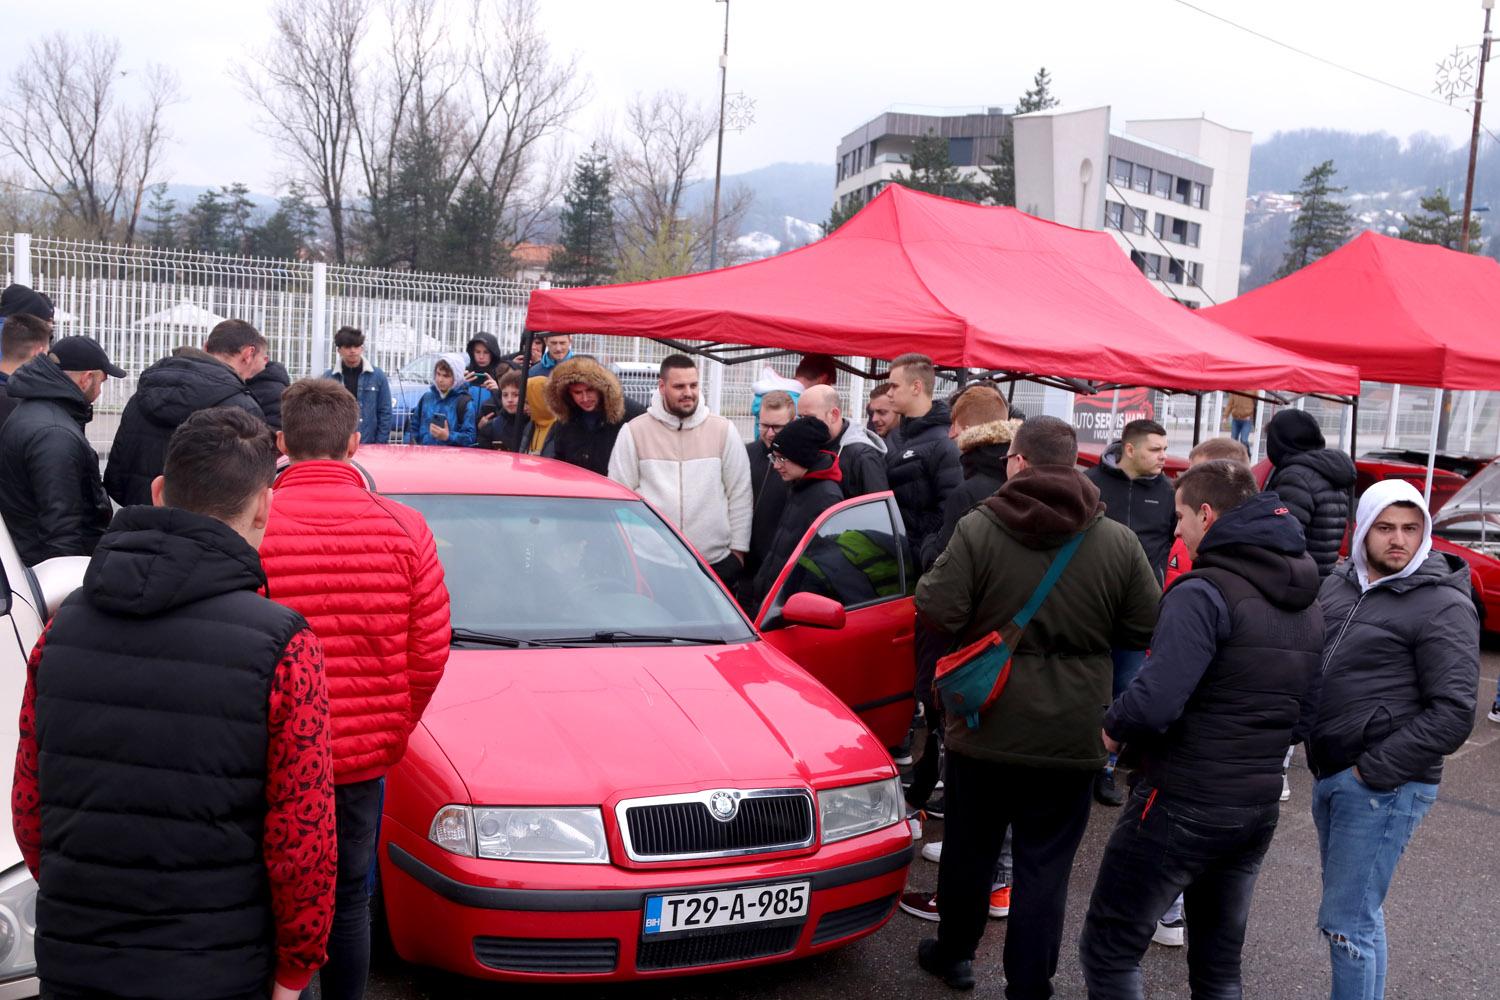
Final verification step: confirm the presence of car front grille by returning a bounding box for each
[636,922,803,971]
[621,790,815,860]
[811,893,898,945]
[472,936,619,974]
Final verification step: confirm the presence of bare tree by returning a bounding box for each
[0,33,179,242]
[238,0,368,263]
[612,90,751,280]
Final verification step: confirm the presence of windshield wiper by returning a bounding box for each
[545,631,732,646]
[450,627,539,649]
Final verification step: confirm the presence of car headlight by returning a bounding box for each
[0,863,37,980]
[818,777,904,844]
[429,805,609,863]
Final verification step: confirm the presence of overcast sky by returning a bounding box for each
[4,0,1487,194]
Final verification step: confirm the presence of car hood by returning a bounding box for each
[420,643,891,806]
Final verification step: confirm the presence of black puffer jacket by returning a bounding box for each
[246,360,291,430]
[923,418,1018,567]
[1084,440,1177,581]
[104,348,264,506]
[747,459,845,611]
[886,400,962,569]
[1307,551,1478,790]
[0,354,112,565]
[1265,409,1357,577]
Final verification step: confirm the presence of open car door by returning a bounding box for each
[756,492,916,747]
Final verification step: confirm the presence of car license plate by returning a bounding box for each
[643,881,810,936]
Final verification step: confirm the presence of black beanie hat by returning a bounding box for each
[1266,408,1325,465]
[0,284,54,321]
[770,415,835,471]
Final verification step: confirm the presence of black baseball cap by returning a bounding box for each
[50,336,126,378]
[0,284,54,321]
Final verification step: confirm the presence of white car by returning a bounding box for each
[0,516,89,998]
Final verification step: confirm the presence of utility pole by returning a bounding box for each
[709,0,730,271]
[1461,0,1493,253]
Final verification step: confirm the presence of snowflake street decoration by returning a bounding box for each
[725,92,756,132]
[1436,45,1478,104]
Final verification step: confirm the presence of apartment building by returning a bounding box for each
[1012,106,1252,306]
[834,105,1009,212]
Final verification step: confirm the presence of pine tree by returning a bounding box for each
[1399,188,1483,253]
[889,131,980,201]
[247,183,321,259]
[443,177,502,276]
[821,192,864,236]
[142,183,179,249]
[982,66,1060,207]
[1276,160,1354,278]
[550,147,616,285]
[184,189,228,253]
[221,183,257,255]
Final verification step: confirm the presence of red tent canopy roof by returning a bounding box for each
[1204,230,1500,390]
[525,185,1358,393]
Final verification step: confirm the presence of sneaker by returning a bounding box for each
[1093,769,1125,807]
[1280,773,1292,802]
[1152,917,1185,947]
[906,808,925,840]
[1488,702,1500,724]
[923,795,945,820]
[921,840,943,864]
[917,937,976,990]
[988,885,1011,918]
[899,891,941,921]
[890,736,914,767]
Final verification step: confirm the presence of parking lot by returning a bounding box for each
[362,648,1500,1000]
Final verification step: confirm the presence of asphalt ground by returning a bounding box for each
[362,646,1500,1000]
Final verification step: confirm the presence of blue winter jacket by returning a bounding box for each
[407,384,477,446]
[322,359,393,445]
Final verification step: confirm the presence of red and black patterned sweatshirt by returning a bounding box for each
[13,625,338,991]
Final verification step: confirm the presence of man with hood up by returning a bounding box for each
[105,319,268,506]
[1265,408,1357,577]
[0,337,122,565]
[540,357,646,475]
[797,384,889,500]
[746,416,845,609]
[913,416,1159,995]
[463,331,507,404]
[1306,479,1477,1000]
[1079,461,1324,999]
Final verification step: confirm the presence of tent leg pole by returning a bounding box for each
[1007,379,1017,408]
[1349,395,1359,461]
[1424,387,1440,505]
[1193,393,1203,447]
[513,330,534,453]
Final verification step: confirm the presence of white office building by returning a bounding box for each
[1012,107,1252,306]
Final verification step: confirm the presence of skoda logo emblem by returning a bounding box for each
[708,790,740,822]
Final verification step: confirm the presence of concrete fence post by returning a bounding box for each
[13,233,31,287]
[310,262,328,372]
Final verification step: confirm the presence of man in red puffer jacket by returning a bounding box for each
[259,380,451,1000]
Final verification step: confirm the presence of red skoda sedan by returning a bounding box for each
[351,447,916,982]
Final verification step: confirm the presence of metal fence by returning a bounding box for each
[4,231,1499,460]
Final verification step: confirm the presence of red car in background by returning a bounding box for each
[351,447,915,983]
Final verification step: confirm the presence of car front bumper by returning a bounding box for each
[381,824,913,981]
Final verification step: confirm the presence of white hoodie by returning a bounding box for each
[1350,479,1433,593]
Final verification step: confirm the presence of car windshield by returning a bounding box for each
[1444,460,1500,510]
[391,494,755,645]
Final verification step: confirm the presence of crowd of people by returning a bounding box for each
[0,281,1487,1000]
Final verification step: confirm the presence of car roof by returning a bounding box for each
[351,445,641,500]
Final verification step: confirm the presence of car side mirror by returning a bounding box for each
[780,592,846,630]
[32,556,88,618]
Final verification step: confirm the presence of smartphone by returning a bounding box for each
[465,371,482,383]
[431,413,448,429]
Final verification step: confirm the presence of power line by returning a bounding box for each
[1167,0,1465,113]
[1106,179,1218,306]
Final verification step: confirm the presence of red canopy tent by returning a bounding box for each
[1204,230,1500,390]
[525,185,1358,394]
[1205,231,1500,498]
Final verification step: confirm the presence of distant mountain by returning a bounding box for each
[686,162,834,259]
[1239,129,1494,293]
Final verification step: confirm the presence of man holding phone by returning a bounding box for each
[407,359,475,447]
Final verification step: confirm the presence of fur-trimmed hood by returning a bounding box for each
[956,418,1021,455]
[544,356,627,424]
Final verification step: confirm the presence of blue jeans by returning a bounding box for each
[1229,418,1253,446]
[1311,767,1437,1000]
